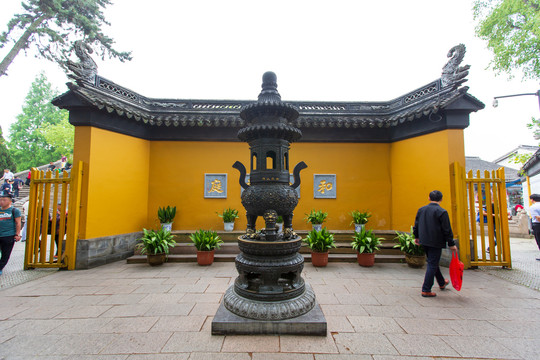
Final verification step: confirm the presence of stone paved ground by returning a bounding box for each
[0,239,539,359]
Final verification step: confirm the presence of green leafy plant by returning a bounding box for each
[190,229,224,251]
[305,209,328,225]
[351,228,382,253]
[303,228,336,253]
[350,210,371,225]
[136,228,176,255]
[157,206,176,223]
[276,216,283,224]
[217,208,239,223]
[394,227,425,256]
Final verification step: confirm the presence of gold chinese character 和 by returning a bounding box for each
[318,180,333,194]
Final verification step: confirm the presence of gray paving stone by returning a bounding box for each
[280,333,339,353]
[189,353,250,360]
[494,336,540,359]
[333,332,398,355]
[160,331,224,353]
[441,335,519,359]
[100,332,173,354]
[347,316,404,333]
[395,318,457,335]
[385,333,459,357]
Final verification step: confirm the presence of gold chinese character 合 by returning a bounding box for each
[208,179,223,193]
[318,180,333,194]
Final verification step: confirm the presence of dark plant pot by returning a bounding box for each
[357,252,375,267]
[311,251,329,267]
[405,254,426,268]
[197,250,215,266]
[147,253,166,266]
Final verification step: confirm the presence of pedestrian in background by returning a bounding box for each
[528,194,540,261]
[12,177,23,199]
[0,169,14,183]
[21,200,29,242]
[413,190,458,297]
[0,192,22,275]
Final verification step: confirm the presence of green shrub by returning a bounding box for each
[351,227,382,253]
[303,228,336,253]
[217,208,239,223]
[349,210,371,225]
[190,229,224,251]
[136,228,176,255]
[305,209,328,224]
[394,227,425,256]
[157,206,176,223]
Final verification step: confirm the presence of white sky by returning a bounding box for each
[1,0,539,161]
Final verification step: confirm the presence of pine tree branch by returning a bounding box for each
[0,14,48,77]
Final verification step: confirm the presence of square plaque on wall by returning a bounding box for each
[205,173,228,198]
[313,174,336,199]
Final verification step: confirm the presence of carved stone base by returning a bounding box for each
[224,282,315,320]
[212,284,326,336]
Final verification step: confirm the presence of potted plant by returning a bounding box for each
[217,208,239,231]
[350,210,371,232]
[303,228,336,267]
[276,216,284,232]
[190,229,224,265]
[158,205,176,232]
[305,209,328,231]
[351,227,382,267]
[394,227,426,268]
[136,228,177,266]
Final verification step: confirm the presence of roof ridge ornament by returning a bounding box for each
[65,40,98,85]
[441,44,470,88]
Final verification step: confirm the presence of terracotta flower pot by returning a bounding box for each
[147,253,166,266]
[197,250,215,266]
[357,252,375,267]
[311,251,329,267]
[405,254,426,268]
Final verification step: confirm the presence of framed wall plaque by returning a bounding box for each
[314,174,336,199]
[204,173,227,198]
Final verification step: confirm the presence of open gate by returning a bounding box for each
[450,162,511,269]
[24,161,83,270]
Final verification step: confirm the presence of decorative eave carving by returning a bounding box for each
[54,44,483,130]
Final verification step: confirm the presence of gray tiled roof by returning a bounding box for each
[54,74,483,129]
[465,156,519,180]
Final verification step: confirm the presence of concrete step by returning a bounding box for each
[170,229,400,243]
[127,253,404,264]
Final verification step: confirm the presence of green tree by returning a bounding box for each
[39,117,74,162]
[0,125,16,172]
[473,0,540,80]
[0,0,131,77]
[8,72,69,170]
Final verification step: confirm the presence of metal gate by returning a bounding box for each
[450,162,511,269]
[24,161,83,270]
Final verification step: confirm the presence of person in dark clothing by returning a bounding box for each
[413,190,458,297]
[0,192,22,275]
[12,177,23,199]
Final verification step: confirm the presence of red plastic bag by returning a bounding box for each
[449,251,464,291]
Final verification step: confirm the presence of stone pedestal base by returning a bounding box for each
[212,284,327,336]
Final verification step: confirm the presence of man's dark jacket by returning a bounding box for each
[413,203,455,248]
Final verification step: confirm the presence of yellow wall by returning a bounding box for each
[390,130,465,231]
[146,141,391,231]
[73,126,150,239]
[74,127,464,236]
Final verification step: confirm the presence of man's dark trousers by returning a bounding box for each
[0,236,16,270]
[532,223,540,250]
[422,246,445,292]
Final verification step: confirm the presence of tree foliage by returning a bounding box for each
[0,0,131,77]
[8,73,70,170]
[39,117,74,162]
[473,0,540,80]
[0,125,16,172]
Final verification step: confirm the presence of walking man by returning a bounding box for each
[528,194,540,261]
[413,190,458,297]
[0,192,22,275]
